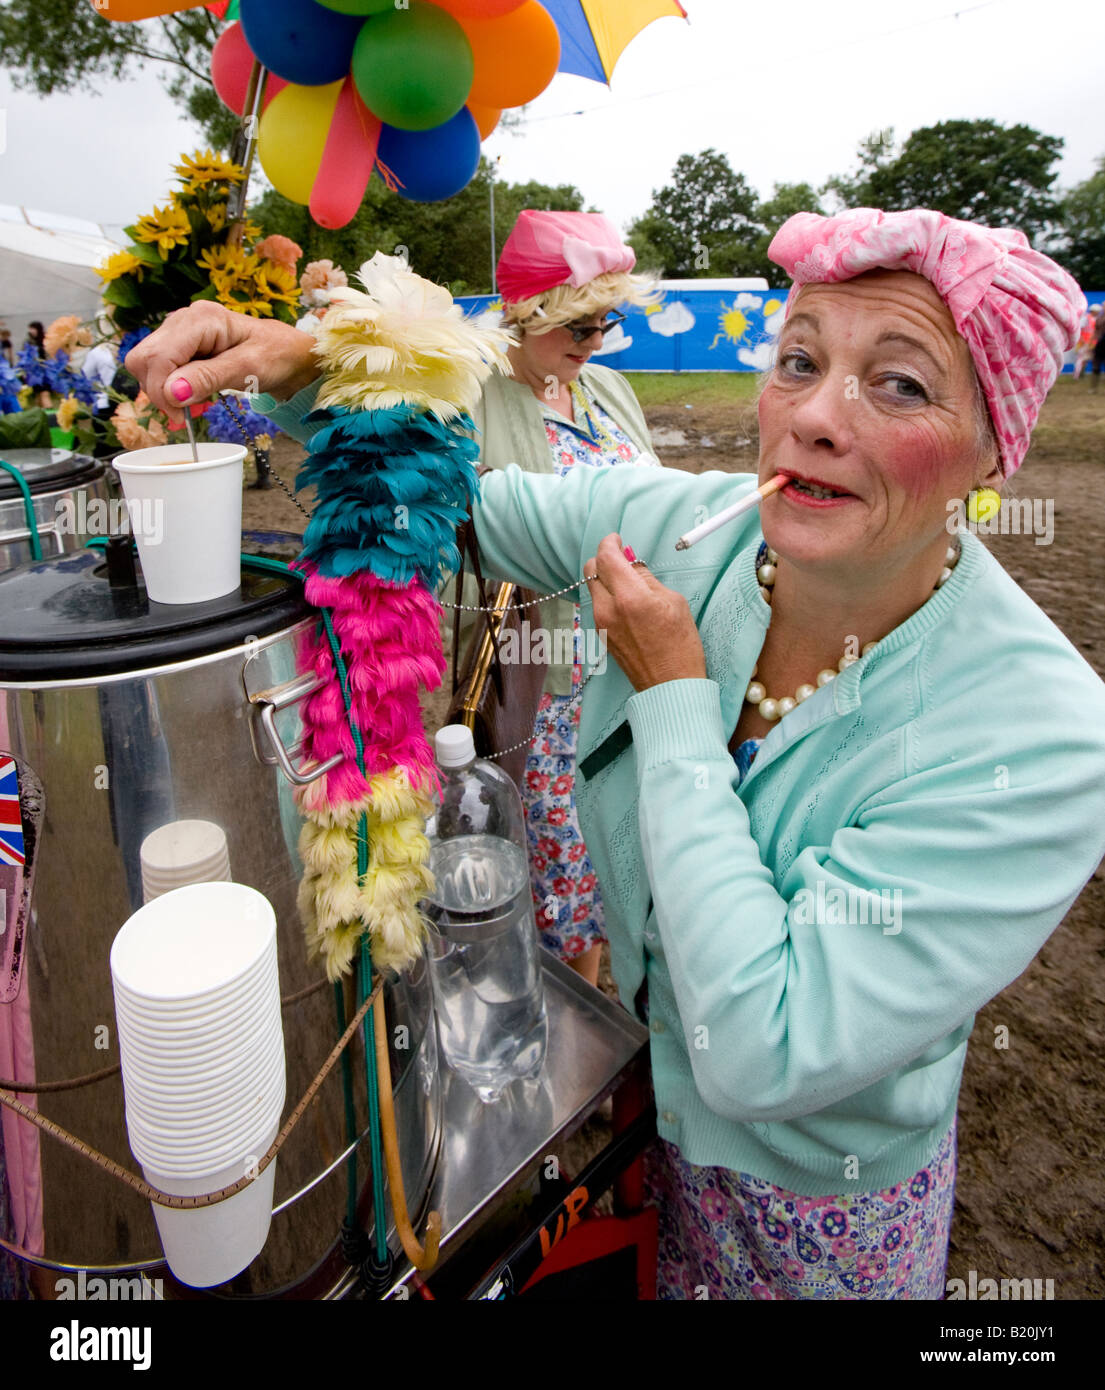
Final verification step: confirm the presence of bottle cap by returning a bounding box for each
[435,724,477,770]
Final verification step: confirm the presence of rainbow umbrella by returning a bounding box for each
[544,0,687,84]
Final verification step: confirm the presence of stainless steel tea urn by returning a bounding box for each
[0,537,442,1297]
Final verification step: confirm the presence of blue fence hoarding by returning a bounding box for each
[456,288,1105,374]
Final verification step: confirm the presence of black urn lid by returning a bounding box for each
[0,531,311,681]
[0,448,101,499]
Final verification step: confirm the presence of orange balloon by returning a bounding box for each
[466,101,502,139]
[88,0,200,19]
[457,2,560,109]
[432,0,526,16]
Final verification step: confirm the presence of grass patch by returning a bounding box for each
[622,372,761,410]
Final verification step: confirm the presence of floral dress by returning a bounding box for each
[523,384,659,962]
[642,738,958,1300]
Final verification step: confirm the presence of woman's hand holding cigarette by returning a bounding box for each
[584,534,707,692]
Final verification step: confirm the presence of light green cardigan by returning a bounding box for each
[260,391,1105,1195]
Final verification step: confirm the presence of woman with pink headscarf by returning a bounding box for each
[128,207,1105,1301]
[458,209,661,987]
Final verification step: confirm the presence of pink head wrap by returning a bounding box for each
[768,208,1085,477]
[497,210,636,304]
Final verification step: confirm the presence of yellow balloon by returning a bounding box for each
[258,81,344,206]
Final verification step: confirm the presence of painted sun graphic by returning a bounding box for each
[710,302,751,350]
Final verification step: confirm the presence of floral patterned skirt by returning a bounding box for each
[520,691,606,962]
[642,1123,958,1300]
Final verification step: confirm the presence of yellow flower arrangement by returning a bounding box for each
[17,386,32,409]
[133,204,191,259]
[205,203,228,235]
[173,149,246,194]
[96,249,145,284]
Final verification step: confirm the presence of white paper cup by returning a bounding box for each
[112,953,277,1024]
[117,1026,284,1090]
[142,1122,279,1287]
[112,443,246,604]
[125,1082,285,1153]
[111,883,276,1003]
[128,1095,284,1170]
[140,820,229,872]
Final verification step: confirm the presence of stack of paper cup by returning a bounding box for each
[140,821,231,904]
[110,882,285,1288]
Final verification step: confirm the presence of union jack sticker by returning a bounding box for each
[0,757,25,867]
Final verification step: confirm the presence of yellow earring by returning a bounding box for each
[967,487,1002,524]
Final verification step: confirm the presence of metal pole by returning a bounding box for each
[489,160,497,295]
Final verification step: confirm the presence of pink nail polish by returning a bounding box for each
[170,379,192,403]
[623,544,637,562]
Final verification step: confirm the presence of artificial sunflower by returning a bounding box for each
[96,249,145,283]
[253,260,301,308]
[174,149,246,194]
[205,203,228,235]
[133,204,191,259]
[201,244,260,294]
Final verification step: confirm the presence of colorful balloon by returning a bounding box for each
[86,0,199,17]
[433,0,526,15]
[458,1,560,108]
[315,0,392,12]
[211,21,286,115]
[258,81,343,205]
[377,108,481,203]
[239,0,363,86]
[311,82,382,229]
[466,101,501,139]
[351,4,473,132]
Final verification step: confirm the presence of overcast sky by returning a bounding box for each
[0,0,1101,242]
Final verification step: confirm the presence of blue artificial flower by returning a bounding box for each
[202,398,281,444]
[16,341,49,390]
[118,327,152,361]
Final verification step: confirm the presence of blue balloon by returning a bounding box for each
[239,0,363,87]
[376,109,481,203]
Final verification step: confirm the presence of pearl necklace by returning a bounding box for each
[745,539,961,723]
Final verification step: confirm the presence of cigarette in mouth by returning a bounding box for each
[675,473,790,550]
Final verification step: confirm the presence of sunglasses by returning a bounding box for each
[564,311,626,344]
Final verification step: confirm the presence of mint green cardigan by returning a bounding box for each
[261,393,1105,1195]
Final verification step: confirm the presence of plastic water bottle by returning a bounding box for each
[423,726,547,1102]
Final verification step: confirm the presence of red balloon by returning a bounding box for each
[311,80,382,229]
[211,21,286,115]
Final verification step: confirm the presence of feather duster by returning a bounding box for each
[293,253,510,979]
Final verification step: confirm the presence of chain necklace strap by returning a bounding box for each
[221,393,314,525]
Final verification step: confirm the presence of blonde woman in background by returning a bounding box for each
[466,210,661,985]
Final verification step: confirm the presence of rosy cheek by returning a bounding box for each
[878,425,950,501]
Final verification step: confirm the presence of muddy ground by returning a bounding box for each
[248,377,1105,1300]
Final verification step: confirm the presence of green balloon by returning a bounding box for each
[352,4,474,134]
[315,0,393,13]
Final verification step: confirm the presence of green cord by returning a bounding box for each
[0,459,43,561]
[333,981,359,1233]
[359,941,389,1266]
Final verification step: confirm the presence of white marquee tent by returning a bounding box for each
[0,206,120,350]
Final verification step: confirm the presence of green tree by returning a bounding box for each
[1057,157,1105,287]
[251,161,585,295]
[747,181,825,280]
[626,149,764,277]
[825,121,1063,242]
[820,128,896,211]
[0,0,235,145]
